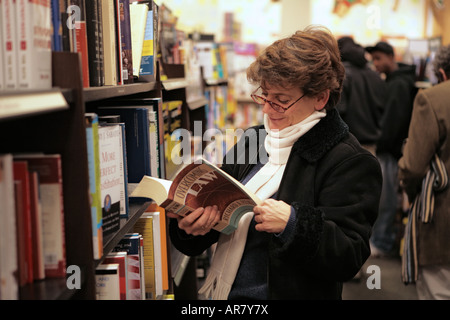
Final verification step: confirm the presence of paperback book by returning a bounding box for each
[130,158,262,235]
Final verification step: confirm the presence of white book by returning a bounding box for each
[1,0,18,90]
[95,264,121,300]
[15,0,52,89]
[0,154,18,300]
[130,2,148,78]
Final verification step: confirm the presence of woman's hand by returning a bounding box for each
[167,205,221,236]
[253,199,291,234]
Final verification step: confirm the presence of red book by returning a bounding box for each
[103,252,128,300]
[13,161,34,285]
[16,154,66,278]
[70,0,90,88]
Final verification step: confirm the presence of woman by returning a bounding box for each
[168,25,382,300]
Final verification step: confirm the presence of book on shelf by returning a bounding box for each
[100,97,165,179]
[51,0,63,52]
[146,203,169,291]
[113,234,144,300]
[142,211,163,297]
[116,0,134,84]
[99,117,130,218]
[0,154,18,300]
[103,251,128,300]
[68,0,90,88]
[98,123,123,239]
[97,107,152,183]
[133,215,156,300]
[130,158,262,235]
[95,263,121,300]
[1,0,19,90]
[85,0,104,87]
[15,154,66,278]
[16,0,52,90]
[101,0,118,86]
[12,160,34,285]
[85,113,103,260]
[129,1,148,80]
[163,100,183,179]
[28,171,45,281]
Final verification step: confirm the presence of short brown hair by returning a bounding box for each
[247,25,345,110]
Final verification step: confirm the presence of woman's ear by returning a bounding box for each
[314,89,330,111]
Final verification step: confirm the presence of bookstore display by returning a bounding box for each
[0,0,253,300]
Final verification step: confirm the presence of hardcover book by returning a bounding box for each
[130,158,262,235]
[95,263,120,300]
[1,0,18,90]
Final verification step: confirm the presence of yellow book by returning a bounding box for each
[133,215,155,299]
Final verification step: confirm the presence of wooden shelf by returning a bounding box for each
[98,200,152,266]
[84,82,157,102]
[0,89,69,122]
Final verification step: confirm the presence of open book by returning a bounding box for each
[130,159,262,235]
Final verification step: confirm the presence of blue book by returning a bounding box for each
[98,107,151,183]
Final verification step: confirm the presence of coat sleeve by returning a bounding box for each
[269,151,382,282]
[398,89,440,200]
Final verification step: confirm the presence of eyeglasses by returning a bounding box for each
[250,87,306,113]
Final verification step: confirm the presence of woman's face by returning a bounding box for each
[260,84,326,131]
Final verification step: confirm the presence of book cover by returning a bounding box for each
[85,0,103,87]
[1,0,18,90]
[98,124,122,240]
[69,0,90,88]
[85,113,103,260]
[131,158,262,235]
[16,0,52,90]
[29,171,45,281]
[97,107,151,183]
[101,0,118,86]
[0,154,18,299]
[133,215,155,300]
[15,154,66,278]
[117,0,134,84]
[103,252,128,300]
[12,160,33,285]
[129,2,148,80]
[113,234,143,300]
[95,263,120,300]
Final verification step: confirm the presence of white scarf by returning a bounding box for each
[198,110,326,300]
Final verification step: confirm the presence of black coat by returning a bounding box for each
[169,108,382,299]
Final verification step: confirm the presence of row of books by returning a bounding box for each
[85,97,172,259]
[95,205,169,300]
[0,0,158,91]
[0,153,66,300]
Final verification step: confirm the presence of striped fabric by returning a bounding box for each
[402,154,448,284]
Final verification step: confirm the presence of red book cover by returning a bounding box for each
[103,252,127,300]
[13,161,34,285]
[16,154,66,278]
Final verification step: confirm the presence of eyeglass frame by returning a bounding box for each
[250,86,306,113]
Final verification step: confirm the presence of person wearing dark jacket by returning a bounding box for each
[366,41,417,257]
[168,26,382,300]
[336,37,386,155]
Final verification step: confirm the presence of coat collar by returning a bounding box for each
[291,108,349,163]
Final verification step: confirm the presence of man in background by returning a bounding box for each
[366,41,416,257]
[337,37,386,156]
[398,44,450,299]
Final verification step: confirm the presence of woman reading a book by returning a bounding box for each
[167,25,382,299]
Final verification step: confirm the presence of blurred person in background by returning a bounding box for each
[168,26,382,300]
[336,36,386,156]
[398,44,450,299]
[366,41,417,257]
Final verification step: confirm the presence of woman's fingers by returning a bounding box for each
[173,205,221,236]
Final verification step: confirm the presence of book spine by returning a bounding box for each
[0,2,3,91]
[101,0,117,86]
[1,0,18,90]
[119,123,129,217]
[114,0,123,85]
[16,0,52,90]
[59,0,71,51]
[133,216,155,300]
[139,4,155,82]
[85,0,102,87]
[51,0,62,51]
[70,0,90,87]
[97,0,104,85]
[118,0,133,84]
